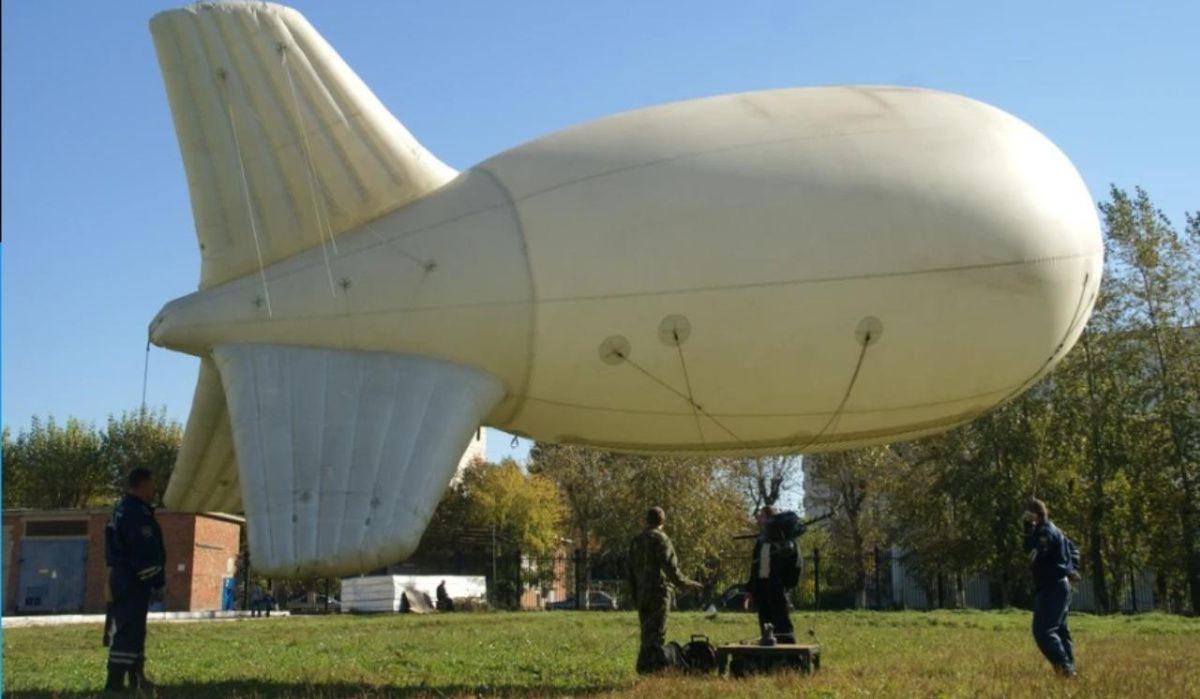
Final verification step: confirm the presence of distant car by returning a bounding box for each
[287,593,340,613]
[546,591,619,611]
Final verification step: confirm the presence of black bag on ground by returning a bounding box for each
[680,635,718,673]
[663,641,686,670]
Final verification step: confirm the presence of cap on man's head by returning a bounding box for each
[646,506,666,527]
[127,467,154,489]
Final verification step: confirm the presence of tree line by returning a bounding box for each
[3,409,181,509]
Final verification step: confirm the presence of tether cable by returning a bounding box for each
[218,68,273,317]
[279,43,339,297]
[140,340,151,413]
[674,334,706,446]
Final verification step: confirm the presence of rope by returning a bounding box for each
[674,337,705,446]
[792,338,871,454]
[612,327,873,453]
[613,349,744,444]
[364,222,437,272]
[218,69,273,316]
[140,340,151,413]
[279,45,339,296]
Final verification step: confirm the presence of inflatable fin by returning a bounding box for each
[150,2,457,289]
[210,344,505,576]
[163,358,243,514]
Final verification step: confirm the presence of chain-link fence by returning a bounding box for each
[245,545,1191,615]
[515,548,1189,614]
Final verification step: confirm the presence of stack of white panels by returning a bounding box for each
[341,576,403,613]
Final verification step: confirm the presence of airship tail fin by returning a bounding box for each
[189,344,504,577]
[150,3,457,290]
[163,358,243,514]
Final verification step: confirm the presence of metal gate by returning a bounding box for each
[16,539,89,613]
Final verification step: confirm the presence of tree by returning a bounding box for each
[3,416,108,508]
[467,458,565,558]
[528,444,754,603]
[1100,186,1200,612]
[101,408,183,497]
[527,443,620,607]
[732,455,802,510]
[805,446,895,608]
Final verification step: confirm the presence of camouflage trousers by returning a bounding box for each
[635,593,671,674]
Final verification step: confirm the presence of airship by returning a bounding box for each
[148,2,1102,576]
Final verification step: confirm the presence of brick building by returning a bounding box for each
[3,508,242,614]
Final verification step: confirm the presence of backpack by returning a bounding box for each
[680,635,718,673]
[766,511,806,543]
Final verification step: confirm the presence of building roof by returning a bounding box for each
[2,508,244,525]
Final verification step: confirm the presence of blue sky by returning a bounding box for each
[2,1,1197,465]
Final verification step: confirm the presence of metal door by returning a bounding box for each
[16,539,88,613]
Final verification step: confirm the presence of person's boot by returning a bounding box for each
[128,658,156,692]
[760,623,777,646]
[104,666,127,692]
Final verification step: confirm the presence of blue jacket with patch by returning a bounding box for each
[1024,520,1080,590]
[106,493,166,591]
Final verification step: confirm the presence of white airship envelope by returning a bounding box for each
[147,3,1102,576]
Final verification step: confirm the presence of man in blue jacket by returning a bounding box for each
[104,467,166,692]
[1023,498,1081,678]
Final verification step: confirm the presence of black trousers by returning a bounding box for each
[752,577,794,641]
[107,576,150,671]
[1032,578,1075,670]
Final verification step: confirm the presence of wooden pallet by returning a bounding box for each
[715,642,821,677]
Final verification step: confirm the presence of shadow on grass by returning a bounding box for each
[5,679,627,698]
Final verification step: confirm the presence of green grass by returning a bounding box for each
[4,610,1198,697]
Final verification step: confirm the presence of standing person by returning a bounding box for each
[746,507,799,644]
[104,467,166,692]
[626,506,703,674]
[1023,498,1081,678]
[436,580,455,612]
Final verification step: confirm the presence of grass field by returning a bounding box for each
[3,609,1198,698]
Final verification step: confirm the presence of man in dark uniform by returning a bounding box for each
[1023,498,1081,678]
[626,506,702,674]
[746,507,801,644]
[104,467,166,692]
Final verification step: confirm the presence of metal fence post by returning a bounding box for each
[242,550,250,611]
[813,548,821,610]
[573,547,583,608]
[874,545,882,610]
[1130,569,1138,612]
